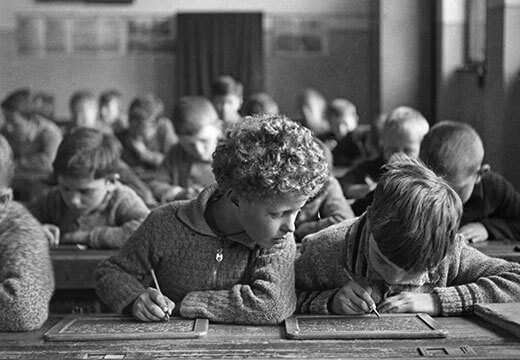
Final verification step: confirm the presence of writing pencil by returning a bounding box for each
[150,268,170,322]
[342,267,380,318]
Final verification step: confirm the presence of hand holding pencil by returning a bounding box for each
[131,269,175,322]
[329,269,380,317]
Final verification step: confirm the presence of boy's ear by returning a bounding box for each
[0,188,13,211]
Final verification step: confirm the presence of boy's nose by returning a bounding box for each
[70,193,82,206]
[281,217,296,234]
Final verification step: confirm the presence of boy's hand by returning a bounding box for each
[330,281,376,315]
[458,222,489,243]
[133,287,175,322]
[62,230,90,245]
[377,292,440,315]
[42,224,60,248]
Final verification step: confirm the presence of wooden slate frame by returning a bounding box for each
[285,314,447,340]
[44,315,209,342]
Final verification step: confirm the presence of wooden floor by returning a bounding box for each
[1,315,520,359]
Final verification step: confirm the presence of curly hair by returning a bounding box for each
[0,135,14,188]
[212,115,329,200]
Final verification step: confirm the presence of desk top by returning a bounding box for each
[1,315,520,359]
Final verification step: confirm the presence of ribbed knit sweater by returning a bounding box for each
[95,184,297,325]
[296,214,520,316]
[0,201,54,331]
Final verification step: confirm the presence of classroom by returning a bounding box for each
[2,0,520,359]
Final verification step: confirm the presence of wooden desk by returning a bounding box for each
[1,315,520,359]
[470,240,520,263]
[51,247,118,290]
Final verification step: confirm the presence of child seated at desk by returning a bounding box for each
[95,114,328,325]
[0,135,54,331]
[296,154,520,316]
[29,127,150,249]
[212,75,243,130]
[419,120,520,243]
[98,89,128,134]
[149,96,221,203]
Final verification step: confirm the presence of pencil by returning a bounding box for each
[342,267,380,318]
[150,268,170,322]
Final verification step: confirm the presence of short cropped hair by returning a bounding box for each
[0,135,14,188]
[383,106,429,139]
[172,96,219,136]
[69,90,96,113]
[326,98,356,118]
[368,153,462,273]
[128,94,161,125]
[1,88,35,118]
[99,89,122,109]
[53,127,121,179]
[241,92,279,117]
[419,120,483,181]
[212,115,329,200]
[212,75,243,98]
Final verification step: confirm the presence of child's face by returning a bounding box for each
[58,175,113,216]
[213,95,242,123]
[179,125,220,162]
[380,129,423,162]
[74,100,99,128]
[129,116,157,141]
[329,110,358,139]
[368,235,428,285]
[3,110,33,140]
[236,193,308,249]
[102,99,121,124]
[449,163,489,204]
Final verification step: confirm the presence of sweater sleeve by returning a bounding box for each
[179,238,297,325]
[480,173,520,241]
[433,241,520,316]
[18,124,62,173]
[88,188,150,249]
[0,205,55,331]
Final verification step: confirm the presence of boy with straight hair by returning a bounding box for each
[29,127,150,249]
[96,114,329,325]
[212,75,243,128]
[0,135,54,331]
[296,154,520,316]
[420,120,520,242]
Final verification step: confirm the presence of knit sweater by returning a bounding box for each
[296,214,520,316]
[0,201,54,331]
[95,184,297,325]
[294,176,354,241]
[29,182,150,249]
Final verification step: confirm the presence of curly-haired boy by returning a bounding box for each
[96,114,329,325]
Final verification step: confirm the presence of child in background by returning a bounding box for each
[117,94,177,172]
[297,88,330,140]
[149,96,221,203]
[69,90,102,130]
[420,120,520,243]
[212,75,243,129]
[0,135,54,331]
[96,114,328,324]
[338,106,429,214]
[99,89,128,134]
[296,154,520,316]
[29,127,150,249]
[241,92,279,116]
[1,88,63,202]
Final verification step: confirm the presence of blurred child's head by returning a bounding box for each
[53,128,121,216]
[173,96,221,162]
[380,106,429,161]
[368,154,462,284]
[99,90,122,125]
[69,90,98,128]
[212,75,243,124]
[326,98,359,139]
[212,115,329,248]
[297,88,327,132]
[0,135,14,210]
[33,91,55,120]
[128,94,162,141]
[419,120,486,204]
[241,92,279,117]
[1,88,38,139]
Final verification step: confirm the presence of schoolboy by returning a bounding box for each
[69,90,100,130]
[95,114,328,324]
[0,135,54,331]
[338,106,429,214]
[420,120,520,242]
[297,88,330,140]
[29,127,150,249]
[99,89,128,133]
[211,75,243,128]
[1,88,63,202]
[296,154,520,316]
[149,96,221,203]
[117,94,177,171]
[241,92,279,116]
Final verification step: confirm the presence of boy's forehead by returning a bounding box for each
[58,175,104,187]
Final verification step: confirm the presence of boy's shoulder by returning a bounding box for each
[0,201,45,238]
[300,216,361,254]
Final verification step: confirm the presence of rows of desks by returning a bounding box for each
[1,315,520,359]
